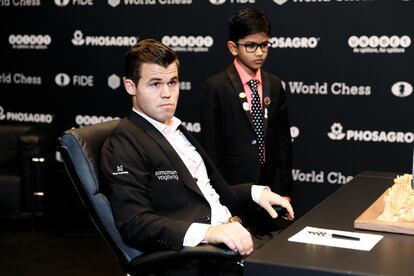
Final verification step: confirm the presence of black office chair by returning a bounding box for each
[57,120,240,275]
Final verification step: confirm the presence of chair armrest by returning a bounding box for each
[127,244,240,275]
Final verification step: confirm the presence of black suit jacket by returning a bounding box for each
[101,112,254,251]
[201,64,293,196]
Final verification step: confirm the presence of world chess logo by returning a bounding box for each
[108,74,121,90]
[273,0,288,5]
[327,123,346,140]
[108,0,120,7]
[209,0,226,5]
[391,81,413,98]
[54,0,70,6]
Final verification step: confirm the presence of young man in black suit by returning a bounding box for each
[201,9,293,203]
[100,39,294,258]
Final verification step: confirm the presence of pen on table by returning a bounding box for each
[331,233,360,241]
[307,230,360,241]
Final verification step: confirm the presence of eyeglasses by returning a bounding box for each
[236,41,270,53]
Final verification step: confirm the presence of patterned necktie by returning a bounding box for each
[247,79,265,166]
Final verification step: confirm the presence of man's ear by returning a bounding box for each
[227,41,238,56]
[124,78,137,96]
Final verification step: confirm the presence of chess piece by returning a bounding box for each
[381,195,394,220]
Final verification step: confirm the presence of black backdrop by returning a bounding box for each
[1,0,413,213]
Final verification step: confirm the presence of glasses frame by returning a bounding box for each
[236,41,270,53]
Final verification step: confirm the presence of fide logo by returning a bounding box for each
[209,0,225,4]
[54,0,70,6]
[327,123,346,140]
[108,0,120,7]
[273,0,288,5]
[55,73,71,87]
[391,82,413,98]
[290,126,300,142]
[0,106,5,120]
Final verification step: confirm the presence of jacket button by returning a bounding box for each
[251,140,257,145]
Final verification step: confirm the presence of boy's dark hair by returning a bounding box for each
[124,38,179,85]
[228,8,271,43]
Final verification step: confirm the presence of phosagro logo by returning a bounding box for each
[71,30,138,47]
[348,35,411,54]
[0,106,53,124]
[9,34,51,50]
[269,37,319,49]
[327,123,346,140]
[162,35,214,52]
[75,115,120,127]
[328,122,414,144]
[391,81,413,98]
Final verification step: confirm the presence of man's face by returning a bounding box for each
[229,32,269,76]
[125,62,179,124]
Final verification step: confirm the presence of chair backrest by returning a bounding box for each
[57,120,141,270]
[57,120,239,275]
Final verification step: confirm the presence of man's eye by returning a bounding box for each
[150,82,160,87]
[168,80,178,86]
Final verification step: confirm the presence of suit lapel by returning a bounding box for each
[226,64,255,129]
[129,113,205,198]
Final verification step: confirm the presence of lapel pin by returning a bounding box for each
[243,102,250,111]
[239,92,246,99]
[264,96,271,106]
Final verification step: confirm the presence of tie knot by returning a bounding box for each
[248,79,259,89]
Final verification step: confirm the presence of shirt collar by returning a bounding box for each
[233,58,262,85]
[132,108,181,135]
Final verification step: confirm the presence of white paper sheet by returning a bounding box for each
[288,226,383,251]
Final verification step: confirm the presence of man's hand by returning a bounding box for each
[259,188,294,220]
[204,222,253,255]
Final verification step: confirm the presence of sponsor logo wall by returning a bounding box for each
[1,1,413,190]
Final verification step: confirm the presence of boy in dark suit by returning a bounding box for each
[201,9,293,202]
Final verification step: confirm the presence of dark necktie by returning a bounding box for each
[247,79,264,166]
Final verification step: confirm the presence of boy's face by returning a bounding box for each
[227,32,269,76]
